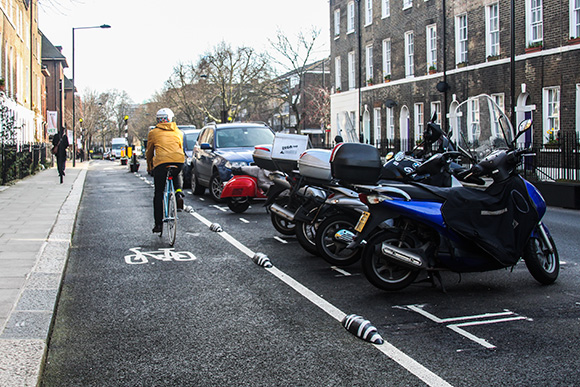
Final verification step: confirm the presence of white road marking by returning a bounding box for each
[273,236,288,244]
[211,205,228,212]
[330,266,352,276]
[187,210,453,387]
[239,218,250,224]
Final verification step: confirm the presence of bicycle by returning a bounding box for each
[161,165,179,246]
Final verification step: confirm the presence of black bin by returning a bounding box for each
[330,143,382,184]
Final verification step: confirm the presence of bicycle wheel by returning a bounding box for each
[164,190,177,246]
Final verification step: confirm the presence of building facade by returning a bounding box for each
[330,0,580,151]
[0,0,44,143]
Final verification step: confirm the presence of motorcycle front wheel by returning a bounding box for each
[361,230,420,291]
[523,229,559,284]
[227,197,250,213]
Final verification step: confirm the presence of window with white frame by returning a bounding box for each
[386,107,395,141]
[374,108,382,145]
[403,0,412,9]
[426,24,437,70]
[348,51,356,89]
[366,44,373,83]
[491,93,505,139]
[347,1,355,33]
[334,8,340,38]
[414,103,424,142]
[570,0,580,39]
[576,84,580,138]
[468,98,480,142]
[527,0,543,45]
[405,31,414,77]
[335,56,341,91]
[486,3,500,58]
[543,87,560,143]
[365,0,373,26]
[382,0,390,18]
[430,101,441,124]
[455,14,468,65]
[382,39,391,79]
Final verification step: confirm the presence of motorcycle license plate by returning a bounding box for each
[354,211,370,232]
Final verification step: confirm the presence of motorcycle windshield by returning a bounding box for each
[450,94,514,163]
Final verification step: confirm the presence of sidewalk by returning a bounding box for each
[0,161,88,387]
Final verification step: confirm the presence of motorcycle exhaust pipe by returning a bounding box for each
[381,243,426,268]
[270,203,295,222]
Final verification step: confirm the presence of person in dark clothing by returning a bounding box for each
[52,127,69,184]
[334,134,344,144]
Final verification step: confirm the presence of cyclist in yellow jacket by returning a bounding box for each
[146,108,185,233]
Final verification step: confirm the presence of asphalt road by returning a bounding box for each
[40,160,580,387]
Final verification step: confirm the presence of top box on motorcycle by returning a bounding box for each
[298,149,332,181]
[330,143,382,184]
[253,144,276,171]
[268,133,309,172]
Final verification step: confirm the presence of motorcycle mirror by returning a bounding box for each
[514,119,533,143]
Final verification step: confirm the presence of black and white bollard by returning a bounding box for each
[252,252,272,268]
[342,314,384,344]
[209,223,223,232]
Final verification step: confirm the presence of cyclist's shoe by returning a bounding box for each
[152,224,162,233]
[176,191,184,211]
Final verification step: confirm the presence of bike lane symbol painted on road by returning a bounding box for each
[124,247,197,265]
[397,304,530,349]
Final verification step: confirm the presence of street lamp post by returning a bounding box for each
[72,24,111,167]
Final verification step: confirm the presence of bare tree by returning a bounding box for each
[269,27,323,132]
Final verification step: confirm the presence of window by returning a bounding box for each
[365,0,373,26]
[491,93,505,139]
[455,14,468,65]
[382,39,391,79]
[374,108,382,145]
[382,0,390,18]
[543,87,560,143]
[527,0,543,45]
[347,1,355,33]
[430,101,441,124]
[468,98,480,142]
[335,56,341,91]
[403,0,412,9]
[386,107,395,141]
[334,8,340,38]
[405,31,414,77]
[576,84,580,138]
[426,24,437,70]
[414,103,424,143]
[366,44,373,83]
[486,3,500,58]
[348,51,356,89]
[571,0,580,38]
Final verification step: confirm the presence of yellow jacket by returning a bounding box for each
[146,122,185,171]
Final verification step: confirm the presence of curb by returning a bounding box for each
[0,166,87,387]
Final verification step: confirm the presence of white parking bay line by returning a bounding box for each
[211,205,228,212]
[239,218,250,224]
[187,210,453,387]
[273,236,288,244]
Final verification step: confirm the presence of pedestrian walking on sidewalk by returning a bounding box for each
[52,126,69,184]
[146,108,185,233]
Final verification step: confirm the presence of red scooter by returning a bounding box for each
[220,165,271,213]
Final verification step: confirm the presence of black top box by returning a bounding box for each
[330,143,382,184]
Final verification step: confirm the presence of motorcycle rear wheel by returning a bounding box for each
[361,230,420,291]
[523,233,559,285]
[314,214,361,266]
[227,197,250,213]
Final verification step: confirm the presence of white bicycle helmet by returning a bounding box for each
[156,108,175,123]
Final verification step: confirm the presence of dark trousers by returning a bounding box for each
[153,163,183,226]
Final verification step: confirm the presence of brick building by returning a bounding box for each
[329,0,580,151]
[0,0,44,143]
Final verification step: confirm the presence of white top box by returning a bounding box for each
[271,133,309,161]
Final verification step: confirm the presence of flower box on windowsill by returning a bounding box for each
[568,37,580,45]
[456,62,467,68]
[525,45,543,53]
[487,55,501,62]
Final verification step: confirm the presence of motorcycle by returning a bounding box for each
[220,165,270,213]
[343,94,558,291]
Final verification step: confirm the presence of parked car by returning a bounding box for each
[179,126,200,188]
[191,122,275,201]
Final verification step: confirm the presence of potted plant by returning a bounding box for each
[569,36,580,45]
[526,41,543,53]
[336,87,341,93]
[428,65,437,74]
[544,128,559,148]
[487,54,501,61]
[384,74,391,83]
[366,78,374,86]
[457,61,467,68]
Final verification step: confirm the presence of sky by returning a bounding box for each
[38,0,331,104]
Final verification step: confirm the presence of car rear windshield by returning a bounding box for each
[216,127,274,148]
